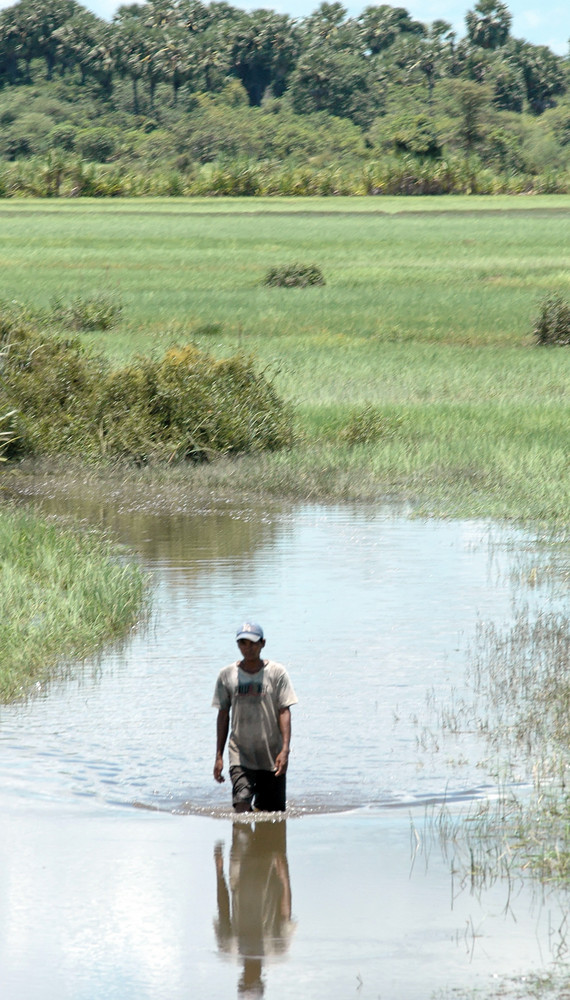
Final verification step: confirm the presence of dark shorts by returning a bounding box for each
[230,765,286,812]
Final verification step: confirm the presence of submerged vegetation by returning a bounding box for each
[0,504,147,701]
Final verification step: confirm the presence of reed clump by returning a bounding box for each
[0,504,147,701]
[263,263,325,288]
[0,310,292,463]
[533,294,570,346]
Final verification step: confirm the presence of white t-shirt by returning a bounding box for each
[212,660,298,771]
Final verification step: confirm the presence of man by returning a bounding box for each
[213,622,298,812]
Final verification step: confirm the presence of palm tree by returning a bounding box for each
[466,0,511,50]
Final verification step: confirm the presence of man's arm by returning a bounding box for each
[214,708,229,783]
[274,706,291,777]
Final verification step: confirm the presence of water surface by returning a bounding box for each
[0,499,567,999]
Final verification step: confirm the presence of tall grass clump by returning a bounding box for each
[533,294,570,346]
[0,311,292,463]
[263,263,325,288]
[0,505,147,701]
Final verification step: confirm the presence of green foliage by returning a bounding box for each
[0,314,293,462]
[74,125,117,162]
[288,44,376,127]
[0,0,567,191]
[465,0,511,50]
[391,113,442,157]
[533,295,570,347]
[263,263,325,287]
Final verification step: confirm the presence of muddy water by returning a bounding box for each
[0,499,568,1000]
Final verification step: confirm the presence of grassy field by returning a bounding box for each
[1,195,569,521]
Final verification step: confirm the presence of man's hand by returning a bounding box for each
[274,748,289,777]
[214,753,225,783]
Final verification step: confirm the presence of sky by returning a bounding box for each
[0,0,568,54]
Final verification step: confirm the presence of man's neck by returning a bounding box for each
[240,658,264,674]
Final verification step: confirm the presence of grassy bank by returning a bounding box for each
[1,196,569,522]
[0,503,147,701]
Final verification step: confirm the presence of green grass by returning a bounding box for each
[1,195,570,521]
[0,503,148,701]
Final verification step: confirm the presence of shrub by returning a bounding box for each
[0,319,293,463]
[74,127,117,163]
[533,295,570,346]
[48,124,77,152]
[263,263,325,288]
[49,293,123,331]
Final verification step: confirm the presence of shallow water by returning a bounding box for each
[0,499,568,999]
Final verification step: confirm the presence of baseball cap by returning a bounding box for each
[236,622,264,642]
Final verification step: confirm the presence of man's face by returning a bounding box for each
[237,637,265,666]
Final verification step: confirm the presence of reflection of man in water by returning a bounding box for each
[213,622,298,813]
[214,820,295,998]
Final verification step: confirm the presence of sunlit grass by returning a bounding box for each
[1,197,568,354]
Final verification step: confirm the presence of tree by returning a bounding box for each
[225,10,299,106]
[288,44,375,126]
[8,0,86,80]
[0,10,25,84]
[157,28,195,103]
[113,11,149,112]
[509,39,566,113]
[466,0,511,50]
[453,78,493,151]
[52,11,114,93]
[388,25,452,105]
[182,25,228,92]
[489,53,525,111]
[358,4,425,55]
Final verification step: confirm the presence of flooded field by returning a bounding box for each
[0,498,568,999]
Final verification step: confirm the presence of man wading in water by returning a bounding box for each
[213,622,298,812]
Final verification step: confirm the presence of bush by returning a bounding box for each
[0,317,293,463]
[74,127,117,163]
[49,293,123,331]
[263,263,325,288]
[533,295,570,346]
[48,123,77,152]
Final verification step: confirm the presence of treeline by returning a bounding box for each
[0,0,569,192]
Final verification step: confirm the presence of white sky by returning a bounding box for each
[0,0,568,54]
